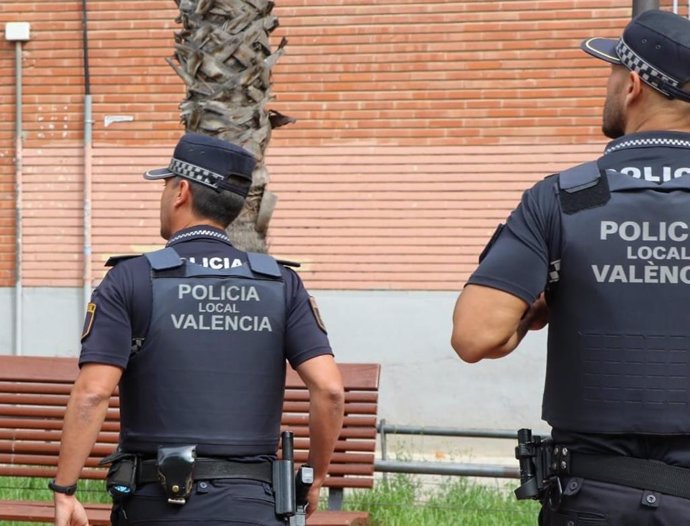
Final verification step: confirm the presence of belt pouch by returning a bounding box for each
[100,451,138,501]
[157,445,197,505]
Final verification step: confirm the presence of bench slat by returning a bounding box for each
[0,406,120,420]
[0,418,120,432]
[0,382,72,395]
[0,429,120,442]
[283,401,378,415]
[284,391,378,404]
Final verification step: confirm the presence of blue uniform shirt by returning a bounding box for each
[467,131,690,465]
[80,226,333,369]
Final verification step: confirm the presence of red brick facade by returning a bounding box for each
[0,1,678,290]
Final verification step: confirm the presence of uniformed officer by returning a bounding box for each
[452,9,690,525]
[51,132,345,526]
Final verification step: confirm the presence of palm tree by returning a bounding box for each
[168,0,294,252]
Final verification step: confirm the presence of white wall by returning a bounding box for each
[315,291,547,432]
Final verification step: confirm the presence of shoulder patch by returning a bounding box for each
[105,254,141,267]
[81,302,97,341]
[309,296,327,334]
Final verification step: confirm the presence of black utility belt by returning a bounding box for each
[104,435,310,520]
[558,449,690,500]
[137,457,272,485]
[101,446,273,506]
[514,429,690,507]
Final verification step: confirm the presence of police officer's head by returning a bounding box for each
[580,10,690,139]
[144,133,256,239]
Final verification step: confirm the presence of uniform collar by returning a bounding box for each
[166,226,232,246]
[603,131,690,155]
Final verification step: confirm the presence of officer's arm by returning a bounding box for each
[295,354,344,488]
[451,284,547,363]
[55,363,123,486]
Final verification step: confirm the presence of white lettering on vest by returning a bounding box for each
[591,264,690,284]
[619,166,690,182]
[177,284,260,301]
[186,256,243,269]
[600,221,689,242]
[170,314,273,332]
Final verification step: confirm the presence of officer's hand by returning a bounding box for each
[306,485,321,518]
[53,494,89,526]
[522,293,549,331]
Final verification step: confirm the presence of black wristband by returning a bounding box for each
[48,479,78,495]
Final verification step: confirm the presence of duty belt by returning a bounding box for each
[556,448,690,500]
[137,458,272,485]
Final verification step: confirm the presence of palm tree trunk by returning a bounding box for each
[169,0,293,252]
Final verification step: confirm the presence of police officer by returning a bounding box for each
[51,132,345,526]
[452,9,690,525]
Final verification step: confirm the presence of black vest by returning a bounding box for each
[545,162,690,434]
[119,248,287,456]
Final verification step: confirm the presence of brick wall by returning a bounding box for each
[0,1,680,290]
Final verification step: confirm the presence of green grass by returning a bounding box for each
[344,474,540,526]
[1,474,540,525]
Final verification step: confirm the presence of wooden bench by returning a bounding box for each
[0,355,380,526]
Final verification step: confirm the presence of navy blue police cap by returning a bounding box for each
[580,9,690,102]
[144,132,256,196]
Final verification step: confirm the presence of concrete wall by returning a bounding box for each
[317,290,547,434]
[0,287,548,437]
[0,287,82,356]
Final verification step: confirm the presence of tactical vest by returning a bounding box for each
[544,161,690,434]
[119,248,287,456]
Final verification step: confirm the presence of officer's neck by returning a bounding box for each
[625,101,690,135]
[168,215,227,239]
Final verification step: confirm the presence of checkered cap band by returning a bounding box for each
[616,39,680,97]
[169,158,224,189]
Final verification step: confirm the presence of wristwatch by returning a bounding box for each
[48,479,78,495]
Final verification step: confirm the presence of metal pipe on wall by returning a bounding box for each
[632,0,660,15]
[82,0,93,314]
[83,96,92,312]
[6,23,30,356]
[14,41,23,356]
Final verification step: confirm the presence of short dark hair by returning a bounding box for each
[180,176,248,227]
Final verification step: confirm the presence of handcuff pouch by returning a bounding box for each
[156,445,197,505]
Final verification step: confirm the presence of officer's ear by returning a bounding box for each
[623,70,644,108]
[173,178,193,209]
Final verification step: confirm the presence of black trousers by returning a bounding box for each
[111,479,287,526]
[539,477,690,526]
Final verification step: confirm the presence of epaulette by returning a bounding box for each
[276,259,301,268]
[105,254,141,267]
[558,161,610,214]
